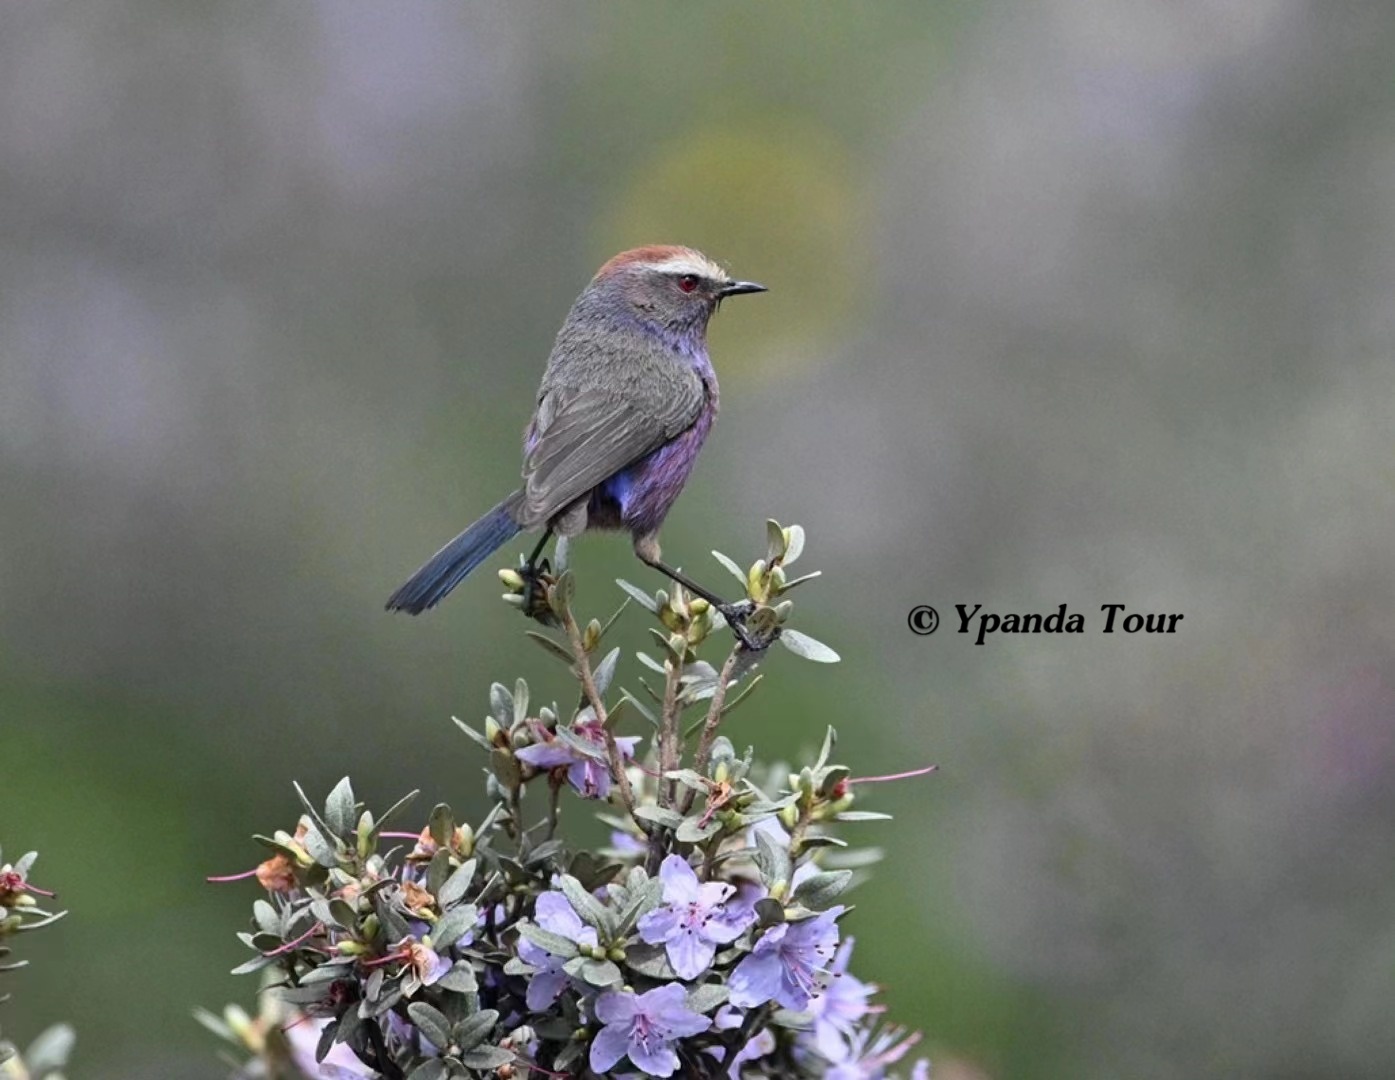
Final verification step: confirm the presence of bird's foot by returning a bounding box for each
[519,560,559,625]
[718,600,780,652]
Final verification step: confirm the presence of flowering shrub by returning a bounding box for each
[0,849,73,1079]
[205,522,934,1078]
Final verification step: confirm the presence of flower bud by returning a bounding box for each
[498,568,525,591]
[774,600,793,623]
[689,597,710,615]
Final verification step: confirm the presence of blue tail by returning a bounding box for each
[386,493,523,614]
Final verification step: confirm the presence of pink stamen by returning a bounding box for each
[850,764,938,784]
[263,922,324,957]
[360,949,411,969]
[206,868,261,883]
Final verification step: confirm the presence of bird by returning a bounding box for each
[385,245,768,644]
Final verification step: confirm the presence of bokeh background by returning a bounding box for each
[4,2,1395,1077]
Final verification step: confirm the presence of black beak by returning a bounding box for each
[718,280,768,298]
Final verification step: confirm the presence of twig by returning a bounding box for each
[681,646,742,815]
[561,609,639,816]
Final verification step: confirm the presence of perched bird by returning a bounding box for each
[386,245,767,642]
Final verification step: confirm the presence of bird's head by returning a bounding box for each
[585,246,767,337]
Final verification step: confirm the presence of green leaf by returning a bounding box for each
[833,811,894,822]
[515,921,579,959]
[580,958,622,987]
[451,717,494,752]
[754,828,792,888]
[782,524,806,565]
[598,595,632,640]
[512,677,530,726]
[23,1024,75,1072]
[324,777,356,840]
[593,647,621,696]
[230,953,277,976]
[490,748,522,790]
[710,549,749,588]
[489,682,514,726]
[778,628,840,663]
[452,1009,499,1051]
[814,726,837,770]
[438,859,477,909]
[615,578,658,613]
[433,904,478,948]
[462,1045,515,1071]
[427,804,456,848]
[550,569,576,617]
[560,874,616,938]
[292,780,334,838]
[375,789,420,835]
[525,630,575,664]
[780,570,823,591]
[302,824,339,869]
[791,869,853,910]
[663,769,709,792]
[407,1060,449,1080]
[685,983,730,1015]
[633,804,683,830]
[407,1003,453,1051]
[676,816,722,844]
[252,899,281,936]
[436,961,478,993]
[766,519,786,563]
[614,877,662,936]
[623,942,677,979]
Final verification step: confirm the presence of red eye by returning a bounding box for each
[678,274,699,293]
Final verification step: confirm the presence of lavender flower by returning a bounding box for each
[589,983,711,1077]
[517,891,597,1011]
[810,1021,927,1080]
[637,854,758,979]
[729,906,844,1012]
[515,718,640,799]
[810,937,876,1040]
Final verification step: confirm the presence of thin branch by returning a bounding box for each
[561,608,639,816]
[681,646,742,815]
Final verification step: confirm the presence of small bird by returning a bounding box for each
[386,245,768,643]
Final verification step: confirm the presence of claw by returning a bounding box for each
[718,600,778,652]
[518,559,558,624]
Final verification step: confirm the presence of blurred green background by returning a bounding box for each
[4,2,1395,1077]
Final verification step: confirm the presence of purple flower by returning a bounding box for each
[515,718,640,799]
[589,983,711,1077]
[729,906,844,1012]
[637,855,758,979]
[809,937,876,1040]
[517,891,597,1011]
[810,1021,926,1080]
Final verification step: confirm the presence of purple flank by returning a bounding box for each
[607,397,716,536]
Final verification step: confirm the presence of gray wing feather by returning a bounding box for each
[519,379,703,527]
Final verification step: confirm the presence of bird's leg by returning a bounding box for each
[635,546,766,651]
[520,528,554,611]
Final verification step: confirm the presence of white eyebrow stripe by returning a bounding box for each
[640,254,728,280]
